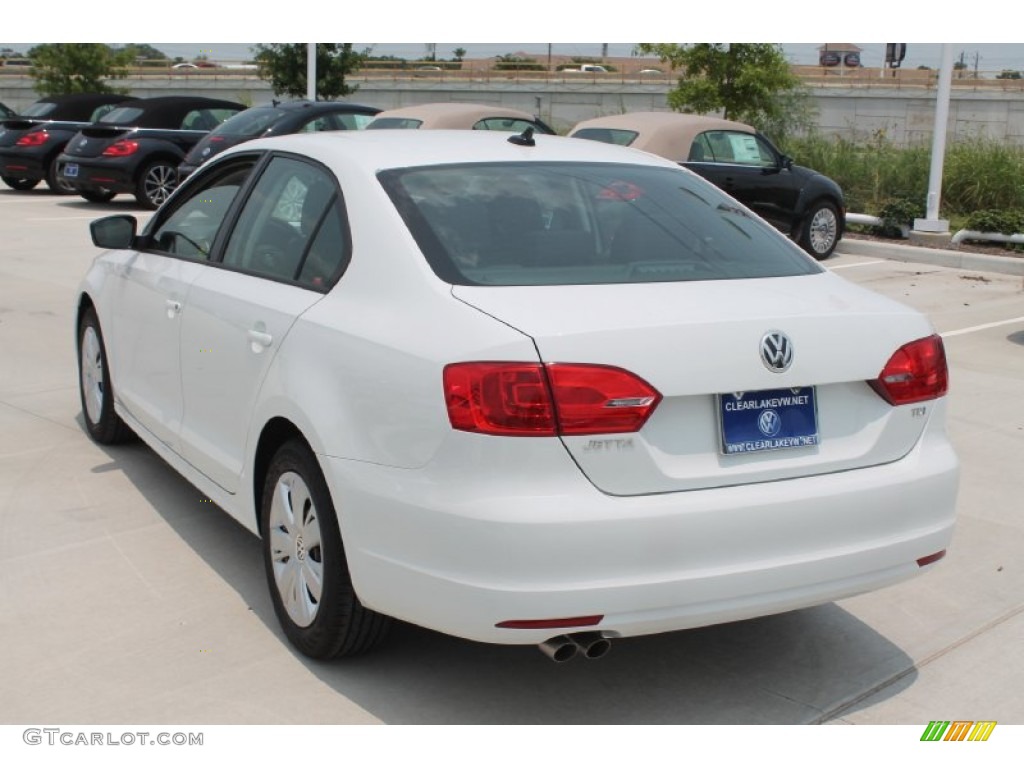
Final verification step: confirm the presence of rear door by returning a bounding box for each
[178,155,340,493]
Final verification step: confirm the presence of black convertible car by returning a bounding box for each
[178,100,380,179]
[0,93,136,192]
[56,95,244,208]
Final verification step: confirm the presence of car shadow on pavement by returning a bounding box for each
[98,435,918,725]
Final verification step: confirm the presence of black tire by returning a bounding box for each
[77,307,132,445]
[135,160,178,210]
[2,176,40,191]
[798,200,841,260]
[261,439,391,660]
[46,156,76,194]
[80,187,117,203]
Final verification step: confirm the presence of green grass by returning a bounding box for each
[780,135,1024,223]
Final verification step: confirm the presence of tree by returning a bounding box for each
[27,44,132,96]
[253,44,366,100]
[453,48,467,62]
[635,44,806,132]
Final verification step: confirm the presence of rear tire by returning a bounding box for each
[135,160,178,209]
[261,439,391,660]
[2,176,39,191]
[77,307,132,445]
[80,188,117,203]
[46,156,76,194]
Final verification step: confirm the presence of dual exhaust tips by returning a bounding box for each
[538,632,612,662]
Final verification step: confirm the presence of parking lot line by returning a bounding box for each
[829,260,884,269]
[942,316,1024,338]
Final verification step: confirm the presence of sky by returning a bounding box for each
[4,1,1022,71]
[5,42,1024,73]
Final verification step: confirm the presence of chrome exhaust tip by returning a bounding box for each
[538,635,578,663]
[571,631,612,660]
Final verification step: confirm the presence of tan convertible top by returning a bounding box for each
[570,111,756,163]
[371,102,539,129]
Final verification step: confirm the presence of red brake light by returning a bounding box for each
[443,362,661,437]
[869,334,948,405]
[15,130,49,147]
[102,140,139,157]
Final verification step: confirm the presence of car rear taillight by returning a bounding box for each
[869,334,948,405]
[15,130,49,147]
[443,362,661,437]
[102,140,139,157]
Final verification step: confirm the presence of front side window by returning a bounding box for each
[380,162,819,287]
[147,159,256,260]
[699,130,777,168]
[89,103,121,122]
[221,156,341,284]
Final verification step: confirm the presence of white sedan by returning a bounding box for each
[76,129,958,662]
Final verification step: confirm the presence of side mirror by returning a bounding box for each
[780,155,794,171]
[90,215,137,249]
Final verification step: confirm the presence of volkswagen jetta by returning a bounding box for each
[76,129,958,662]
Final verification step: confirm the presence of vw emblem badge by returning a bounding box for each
[760,331,793,373]
[78,139,87,148]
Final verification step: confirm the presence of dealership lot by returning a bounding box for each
[1,190,1022,725]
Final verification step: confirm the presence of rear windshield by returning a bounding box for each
[21,102,58,118]
[366,117,423,130]
[379,162,821,286]
[212,107,285,137]
[100,106,144,124]
[572,128,639,147]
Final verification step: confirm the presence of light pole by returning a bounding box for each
[912,44,954,241]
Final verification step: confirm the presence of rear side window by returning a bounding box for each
[380,162,820,286]
[366,117,423,130]
[336,112,376,130]
[222,156,343,286]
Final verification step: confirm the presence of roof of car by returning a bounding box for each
[267,100,380,114]
[370,102,542,129]
[570,112,757,163]
[99,95,246,128]
[230,128,683,176]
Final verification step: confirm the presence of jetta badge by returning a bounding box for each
[760,331,793,373]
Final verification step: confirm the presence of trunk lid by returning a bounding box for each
[452,271,938,495]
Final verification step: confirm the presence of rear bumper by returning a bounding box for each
[322,421,959,645]
[55,154,135,194]
[0,148,48,180]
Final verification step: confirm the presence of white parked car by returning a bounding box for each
[77,129,959,662]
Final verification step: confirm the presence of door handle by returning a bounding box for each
[248,329,273,351]
[165,299,182,318]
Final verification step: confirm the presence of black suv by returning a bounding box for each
[56,95,244,208]
[0,94,136,193]
[178,100,380,180]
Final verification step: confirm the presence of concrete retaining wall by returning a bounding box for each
[3,74,1023,146]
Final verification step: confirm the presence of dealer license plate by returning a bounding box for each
[719,387,818,455]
